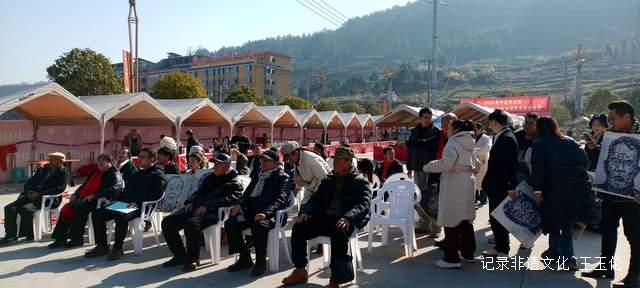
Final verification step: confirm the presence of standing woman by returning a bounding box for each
[423,120,479,269]
[584,114,608,171]
[526,116,591,271]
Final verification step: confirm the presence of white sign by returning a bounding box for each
[490,181,542,248]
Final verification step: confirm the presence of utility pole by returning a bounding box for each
[574,44,588,116]
[127,0,139,92]
[430,0,439,108]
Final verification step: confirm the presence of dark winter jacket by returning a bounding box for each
[187,135,201,156]
[482,129,519,194]
[163,161,180,175]
[406,123,441,172]
[185,169,244,221]
[117,163,167,209]
[73,166,124,200]
[528,136,591,234]
[240,168,291,227]
[117,160,138,185]
[302,169,372,229]
[374,160,404,183]
[21,164,68,208]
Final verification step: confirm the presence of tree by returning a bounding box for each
[151,71,206,99]
[365,103,384,115]
[225,86,267,105]
[315,99,340,112]
[585,88,618,116]
[623,86,640,111]
[46,48,124,96]
[551,103,572,126]
[279,95,312,109]
[341,102,366,114]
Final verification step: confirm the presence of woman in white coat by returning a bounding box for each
[473,122,492,206]
[423,120,479,269]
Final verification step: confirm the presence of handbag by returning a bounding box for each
[330,255,354,284]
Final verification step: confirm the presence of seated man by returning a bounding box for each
[225,149,291,277]
[158,147,179,174]
[85,148,167,260]
[1,152,68,245]
[282,147,371,288]
[161,153,244,272]
[49,154,124,248]
[374,146,404,183]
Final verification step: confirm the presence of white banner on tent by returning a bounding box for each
[490,181,542,248]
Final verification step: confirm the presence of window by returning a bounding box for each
[235,66,239,73]
[270,56,276,63]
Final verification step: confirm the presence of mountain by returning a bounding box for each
[210,0,639,100]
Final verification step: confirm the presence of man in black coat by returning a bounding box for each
[230,126,252,155]
[282,147,371,287]
[0,152,68,245]
[186,129,201,155]
[85,148,167,261]
[49,154,124,248]
[225,149,291,277]
[482,109,518,257]
[161,153,244,272]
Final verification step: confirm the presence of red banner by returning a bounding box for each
[122,50,132,93]
[460,96,551,115]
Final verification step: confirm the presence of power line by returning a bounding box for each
[295,0,342,27]
[303,0,345,25]
[316,0,349,22]
[308,0,347,23]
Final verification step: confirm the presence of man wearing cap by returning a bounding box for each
[225,149,291,277]
[86,148,166,260]
[281,141,330,204]
[282,147,371,287]
[161,153,244,272]
[230,126,252,155]
[0,152,68,245]
[185,129,201,155]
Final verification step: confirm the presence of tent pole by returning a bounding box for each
[175,117,182,154]
[324,126,328,145]
[362,126,365,143]
[30,120,38,161]
[300,126,304,145]
[113,120,118,155]
[99,117,106,154]
[270,124,274,146]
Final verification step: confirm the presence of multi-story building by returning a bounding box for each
[114,51,292,102]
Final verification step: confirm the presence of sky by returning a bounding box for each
[0,0,412,85]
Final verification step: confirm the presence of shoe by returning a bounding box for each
[24,236,34,242]
[311,244,324,254]
[163,256,185,268]
[48,240,66,249]
[182,259,200,272]
[434,239,444,250]
[282,268,309,286]
[0,236,18,245]
[459,253,476,263]
[227,255,254,272]
[64,241,83,248]
[251,260,267,277]
[435,259,462,269]
[482,248,507,258]
[612,274,640,288]
[107,249,124,261]
[84,245,110,258]
[581,268,615,279]
[325,278,341,288]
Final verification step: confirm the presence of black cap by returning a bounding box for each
[210,153,231,164]
[260,150,279,161]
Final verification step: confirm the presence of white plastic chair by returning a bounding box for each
[370,174,381,192]
[266,192,296,272]
[367,180,421,258]
[384,173,411,184]
[87,198,110,246]
[202,206,233,264]
[106,192,165,255]
[295,187,305,211]
[306,229,363,283]
[17,192,65,241]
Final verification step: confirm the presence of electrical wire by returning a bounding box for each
[303,0,345,24]
[295,0,342,27]
[314,0,349,22]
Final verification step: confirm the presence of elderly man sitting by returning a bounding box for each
[282,147,371,288]
[0,152,68,245]
[225,149,291,277]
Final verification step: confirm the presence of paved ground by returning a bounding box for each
[0,179,632,288]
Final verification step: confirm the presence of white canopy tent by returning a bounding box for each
[339,112,362,144]
[375,104,445,129]
[157,98,232,148]
[217,102,271,142]
[358,114,375,142]
[0,83,101,161]
[450,101,524,129]
[294,109,323,144]
[317,111,345,144]
[257,105,303,143]
[79,93,176,153]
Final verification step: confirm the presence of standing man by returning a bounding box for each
[282,147,371,287]
[231,126,252,155]
[514,112,539,182]
[123,129,142,157]
[0,152,68,245]
[281,141,330,204]
[85,148,167,260]
[116,146,138,184]
[582,101,640,288]
[186,129,201,156]
[226,149,291,277]
[162,153,243,272]
[482,109,518,257]
[313,143,328,161]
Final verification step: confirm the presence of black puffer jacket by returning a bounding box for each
[186,169,244,221]
[117,163,167,208]
[21,164,68,208]
[302,170,372,229]
[73,166,124,200]
[406,123,441,172]
[241,168,291,226]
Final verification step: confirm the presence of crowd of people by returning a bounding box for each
[1,100,639,287]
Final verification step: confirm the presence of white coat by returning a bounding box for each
[294,150,331,195]
[474,133,492,191]
[423,131,479,227]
